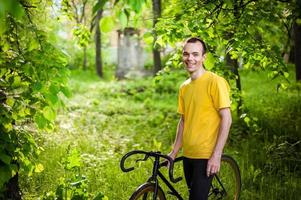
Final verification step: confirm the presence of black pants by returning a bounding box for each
[183,157,213,200]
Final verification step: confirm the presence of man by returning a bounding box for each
[168,37,232,200]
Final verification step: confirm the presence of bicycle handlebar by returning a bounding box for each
[120,150,182,183]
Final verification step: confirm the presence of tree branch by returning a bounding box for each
[19,1,37,9]
[71,0,80,23]
[79,0,88,23]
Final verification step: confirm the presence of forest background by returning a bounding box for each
[0,0,301,199]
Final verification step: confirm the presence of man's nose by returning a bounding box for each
[188,54,193,60]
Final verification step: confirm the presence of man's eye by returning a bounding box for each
[193,53,199,56]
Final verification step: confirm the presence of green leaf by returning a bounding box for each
[26,163,35,177]
[42,106,56,121]
[3,123,13,132]
[12,75,21,87]
[92,0,107,14]
[93,193,105,200]
[66,149,81,169]
[11,0,25,19]
[143,32,153,45]
[34,163,44,173]
[204,53,215,70]
[0,68,7,77]
[128,0,143,13]
[0,0,25,19]
[244,116,250,125]
[50,84,59,95]
[0,19,7,36]
[45,92,58,106]
[33,82,42,91]
[6,97,14,107]
[61,86,72,98]
[28,39,39,51]
[100,16,115,33]
[0,165,12,187]
[207,27,214,38]
[0,152,11,165]
[155,35,165,48]
[17,107,27,118]
[34,113,47,129]
[10,164,18,177]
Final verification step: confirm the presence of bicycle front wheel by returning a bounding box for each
[209,155,241,200]
[129,182,166,200]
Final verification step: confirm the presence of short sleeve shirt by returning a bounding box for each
[178,71,231,159]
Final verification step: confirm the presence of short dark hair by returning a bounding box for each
[184,37,207,55]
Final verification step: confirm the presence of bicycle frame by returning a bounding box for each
[147,156,184,199]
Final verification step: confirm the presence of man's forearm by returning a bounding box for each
[170,116,184,157]
[213,108,232,156]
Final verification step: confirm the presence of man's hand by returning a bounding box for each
[166,151,176,169]
[206,153,222,177]
[168,151,176,160]
[207,108,231,177]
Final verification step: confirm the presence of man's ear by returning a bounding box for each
[202,53,207,61]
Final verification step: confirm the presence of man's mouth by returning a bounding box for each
[187,63,196,67]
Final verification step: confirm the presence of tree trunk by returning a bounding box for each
[225,0,242,116]
[95,9,103,77]
[294,22,301,81]
[4,173,21,200]
[83,46,87,70]
[226,54,242,115]
[152,0,161,74]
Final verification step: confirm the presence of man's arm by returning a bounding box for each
[168,115,184,160]
[207,108,232,177]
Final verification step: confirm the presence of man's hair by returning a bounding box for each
[184,37,207,55]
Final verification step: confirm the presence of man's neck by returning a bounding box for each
[190,67,206,80]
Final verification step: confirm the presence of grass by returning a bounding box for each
[20,68,301,199]
[236,68,301,199]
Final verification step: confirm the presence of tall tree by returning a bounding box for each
[95,9,103,77]
[90,0,110,78]
[152,0,162,74]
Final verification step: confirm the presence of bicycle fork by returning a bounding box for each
[148,155,160,200]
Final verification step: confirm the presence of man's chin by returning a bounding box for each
[186,68,195,72]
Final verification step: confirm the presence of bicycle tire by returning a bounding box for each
[209,155,241,200]
[129,182,166,200]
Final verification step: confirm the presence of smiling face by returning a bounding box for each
[182,41,206,74]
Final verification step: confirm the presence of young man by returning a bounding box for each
[168,37,232,200]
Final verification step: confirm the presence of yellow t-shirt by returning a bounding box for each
[178,71,231,159]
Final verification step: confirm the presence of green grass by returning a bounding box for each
[20,69,301,199]
[236,68,301,199]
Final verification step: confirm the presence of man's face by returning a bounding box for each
[182,42,205,73]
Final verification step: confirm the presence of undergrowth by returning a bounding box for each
[20,68,300,199]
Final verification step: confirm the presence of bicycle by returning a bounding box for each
[120,150,241,200]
